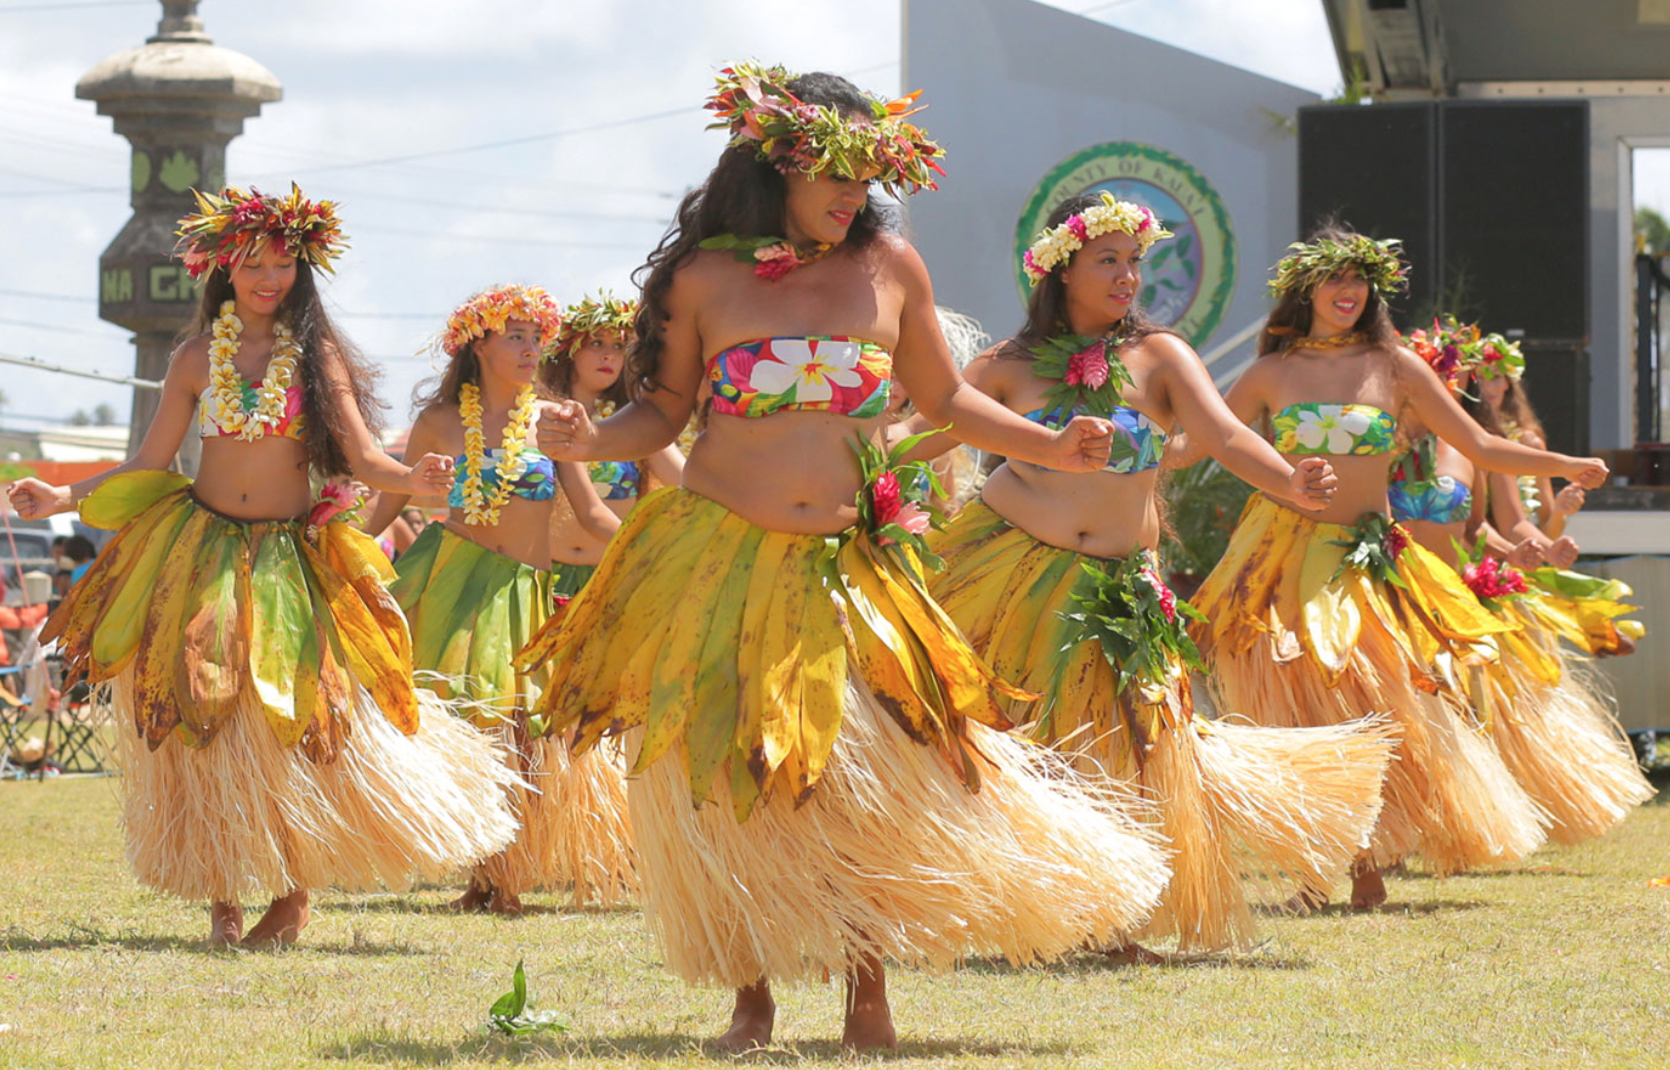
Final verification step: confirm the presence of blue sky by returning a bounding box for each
[1,0,1662,435]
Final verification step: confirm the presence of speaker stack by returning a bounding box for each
[1298,101,1590,455]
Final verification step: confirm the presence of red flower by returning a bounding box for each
[1140,566,1177,624]
[752,242,800,281]
[871,470,903,527]
[1066,215,1089,241]
[1462,556,1528,600]
[1382,524,1409,561]
[552,593,572,609]
[1064,343,1110,389]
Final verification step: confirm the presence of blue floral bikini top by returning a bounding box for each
[1021,402,1165,474]
[447,447,556,509]
[588,460,641,501]
[1388,435,1473,524]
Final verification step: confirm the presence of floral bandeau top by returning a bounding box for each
[446,447,556,508]
[588,459,640,501]
[1021,402,1165,474]
[200,379,306,440]
[1272,402,1397,456]
[707,336,892,419]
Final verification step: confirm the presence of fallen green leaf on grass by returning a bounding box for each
[486,958,569,1037]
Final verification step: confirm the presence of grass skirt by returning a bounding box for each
[110,677,519,903]
[391,523,634,903]
[517,487,1169,985]
[1191,495,1548,874]
[1472,598,1653,846]
[47,471,518,902]
[930,501,1394,950]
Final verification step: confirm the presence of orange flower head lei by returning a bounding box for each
[439,284,564,359]
[174,182,347,280]
[545,291,638,362]
[706,61,946,198]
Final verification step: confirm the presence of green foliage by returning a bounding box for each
[1028,332,1135,420]
[1637,206,1670,256]
[1062,553,1205,700]
[486,958,569,1037]
[1159,460,1254,578]
[1328,511,1408,588]
[851,427,949,573]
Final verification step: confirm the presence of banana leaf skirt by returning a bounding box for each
[45,471,518,904]
[1190,493,1548,874]
[1467,572,1652,846]
[929,500,1394,950]
[391,522,634,905]
[515,487,1169,987]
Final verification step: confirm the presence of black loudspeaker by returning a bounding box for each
[1439,102,1588,341]
[1518,344,1590,458]
[1297,103,1438,326]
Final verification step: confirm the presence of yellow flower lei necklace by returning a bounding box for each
[458,381,537,526]
[205,300,301,441]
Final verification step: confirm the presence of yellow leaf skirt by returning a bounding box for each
[1190,494,1548,874]
[390,523,634,905]
[929,501,1395,950]
[1467,578,1653,846]
[515,487,1169,986]
[45,471,519,904]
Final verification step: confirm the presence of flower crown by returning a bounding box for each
[546,292,638,362]
[439,285,564,358]
[1020,192,1173,286]
[1405,315,1526,387]
[706,61,946,197]
[1269,235,1408,300]
[174,182,347,280]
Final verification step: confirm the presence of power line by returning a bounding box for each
[0,288,93,304]
[263,105,700,178]
[0,1,148,11]
[0,315,120,337]
[352,223,654,250]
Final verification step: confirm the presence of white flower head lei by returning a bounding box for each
[1021,192,1173,286]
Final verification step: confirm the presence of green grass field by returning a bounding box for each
[1,774,1667,1069]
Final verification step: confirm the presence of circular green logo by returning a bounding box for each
[1014,142,1236,347]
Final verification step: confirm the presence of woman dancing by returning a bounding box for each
[5,185,518,946]
[1188,227,1609,907]
[1389,323,1652,843]
[539,291,683,598]
[366,285,635,912]
[518,64,1170,1050]
[905,192,1393,953]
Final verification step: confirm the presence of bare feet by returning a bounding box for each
[714,980,774,1053]
[208,902,243,947]
[1104,941,1166,965]
[486,887,525,917]
[241,888,309,947]
[1350,861,1387,911]
[842,955,897,1051]
[1283,885,1329,915]
[447,879,492,913]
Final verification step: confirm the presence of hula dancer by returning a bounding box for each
[365,285,635,913]
[538,292,684,598]
[5,185,518,946]
[905,192,1393,954]
[518,64,1168,1050]
[1190,227,1610,907]
[1389,322,1652,843]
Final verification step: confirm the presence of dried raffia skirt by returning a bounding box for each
[391,522,634,905]
[929,501,1395,950]
[46,471,519,904]
[1466,571,1653,846]
[515,487,1169,986]
[1190,494,1549,875]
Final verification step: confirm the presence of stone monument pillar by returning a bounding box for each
[76,1,281,471]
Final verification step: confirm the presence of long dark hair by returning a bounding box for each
[1460,380,1506,438]
[629,71,897,390]
[185,261,384,477]
[412,340,480,413]
[537,332,634,408]
[1495,378,1546,442]
[1000,192,1175,361]
[1258,222,1401,357]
